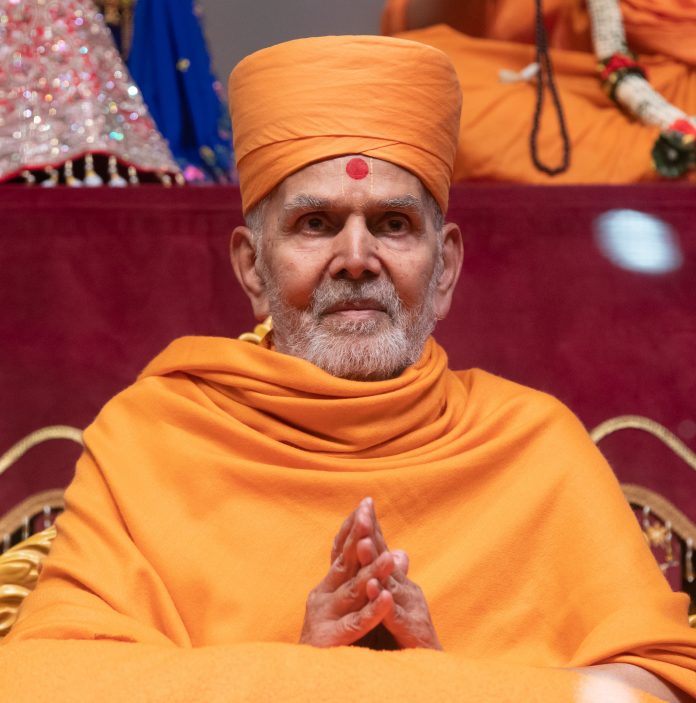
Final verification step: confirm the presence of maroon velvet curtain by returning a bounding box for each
[1,184,694,524]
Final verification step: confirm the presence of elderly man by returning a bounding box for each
[2,36,695,702]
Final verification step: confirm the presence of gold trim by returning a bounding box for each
[238,316,273,345]
[621,483,696,545]
[0,526,56,638]
[590,415,696,473]
[0,489,65,542]
[0,425,83,479]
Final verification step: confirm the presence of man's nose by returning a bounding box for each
[328,217,382,280]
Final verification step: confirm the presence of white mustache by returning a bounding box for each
[310,279,402,319]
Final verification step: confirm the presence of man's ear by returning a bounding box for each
[433,221,464,321]
[230,225,270,321]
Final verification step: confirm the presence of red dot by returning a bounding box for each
[346,157,369,180]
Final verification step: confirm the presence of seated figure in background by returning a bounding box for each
[382,0,696,183]
[1,35,695,702]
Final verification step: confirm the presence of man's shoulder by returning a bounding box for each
[453,367,572,415]
[84,336,257,434]
[137,335,262,381]
[450,367,589,442]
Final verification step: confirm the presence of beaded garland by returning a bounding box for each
[0,0,180,186]
[652,119,696,179]
[587,0,696,178]
[598,51,648,101]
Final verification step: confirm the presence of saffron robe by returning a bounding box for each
[2,337,695,701]
[382,0,696,184]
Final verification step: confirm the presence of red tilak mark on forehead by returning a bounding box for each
[345,157,369,180]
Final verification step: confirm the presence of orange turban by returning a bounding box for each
[228,36,462,215]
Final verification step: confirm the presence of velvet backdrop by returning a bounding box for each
[1,184,694,526]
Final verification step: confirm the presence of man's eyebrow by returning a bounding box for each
[283,194,333,211]
[281,194,424,213]
[374,195,423,211]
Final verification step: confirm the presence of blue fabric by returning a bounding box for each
[128,0,233,181]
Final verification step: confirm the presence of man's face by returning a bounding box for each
[236,156,461,381]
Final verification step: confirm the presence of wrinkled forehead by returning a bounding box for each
[274,155,428,207]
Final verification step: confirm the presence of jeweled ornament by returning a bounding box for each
[0,0,180,185]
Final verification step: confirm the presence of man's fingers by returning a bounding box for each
[331,498,386,569]
[380,575,443,650]
[321,541,393,596]
[333,551,395,606]
[321,552,350,593]
[330,506,359,564]
[341,499,374,573]
[367,500,390,554]
[392,550,409,578]
[384,567,410,596]
[326,498,389,593]
[381,597,406,633]
[365,577,381,601]
[336,589,393,645]
[356,536,377,567]
[330,497,372,565]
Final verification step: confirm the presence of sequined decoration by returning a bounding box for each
[0,0,180,184]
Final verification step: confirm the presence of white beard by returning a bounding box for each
[258,258,442,382]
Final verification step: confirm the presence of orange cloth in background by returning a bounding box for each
[620,0,696,66]
[381,1,696,184]
[2,336,695,699]
[381,0,696,62]
[228,36,461,214]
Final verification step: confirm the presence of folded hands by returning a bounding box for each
[299,497,442,650]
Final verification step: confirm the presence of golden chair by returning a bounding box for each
[0,424,79,638]
[591,415,696,626]
[0,422,80,554]
[0,525,55,637]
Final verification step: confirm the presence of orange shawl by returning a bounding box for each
[2,337,695,700]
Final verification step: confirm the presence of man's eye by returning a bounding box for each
[301,215,329,233]
[381,216,409,234]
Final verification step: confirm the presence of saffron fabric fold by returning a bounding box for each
[0,641,670,703]
[381,1,696,184]
[2,336,695,700]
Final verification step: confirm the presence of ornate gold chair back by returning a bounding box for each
[591,415,696,626]
[0,526,56,637]
[0,423,78,639]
